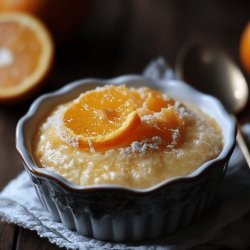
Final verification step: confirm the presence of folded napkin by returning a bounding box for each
[1,59,250,250]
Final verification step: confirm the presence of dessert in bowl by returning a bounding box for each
[34,85,223,189]
[16,75,236,242]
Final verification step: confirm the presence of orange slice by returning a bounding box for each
[63,85,141,150]
[0,12,54,102]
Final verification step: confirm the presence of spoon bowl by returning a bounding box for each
[176,42,250,169]
[176,43,249,114]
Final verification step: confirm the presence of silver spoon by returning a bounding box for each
[176,43,250,168]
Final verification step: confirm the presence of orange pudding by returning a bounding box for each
[33,85,223,189]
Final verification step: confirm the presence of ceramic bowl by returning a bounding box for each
[16,75,236,242]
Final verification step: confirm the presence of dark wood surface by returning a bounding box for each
[1,0,250,249]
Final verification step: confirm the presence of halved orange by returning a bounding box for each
[63,85,141,150]
[0,12,54,102]
[240,21,250,74]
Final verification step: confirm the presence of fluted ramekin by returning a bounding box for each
[16,75,236,242]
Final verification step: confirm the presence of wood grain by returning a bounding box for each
[0,108,23,190]
[0,223,17,250]
[16,228,65,250]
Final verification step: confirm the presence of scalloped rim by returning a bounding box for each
[16,75,237,194]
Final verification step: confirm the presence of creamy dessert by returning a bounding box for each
[33,85,223,189]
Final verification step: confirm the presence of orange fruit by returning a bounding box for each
[0,0,90,41]
[127,88,185,147]
[131,107,185,146]
[0,12,54,102]
[62,85,186,151]
[144,89,175,112]
[129,87,175,113]
[63,85,141,150]
[240,21,250,73]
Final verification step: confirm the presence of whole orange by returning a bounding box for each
[0,0,89,41]
[240,21,250,74]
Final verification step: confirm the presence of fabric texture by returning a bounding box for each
[1,58,250,250]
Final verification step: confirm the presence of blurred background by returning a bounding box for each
[55,0,250,79]
[1,0,250,100]
[0,0,250,249]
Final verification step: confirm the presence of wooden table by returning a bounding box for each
[1,1,250,249]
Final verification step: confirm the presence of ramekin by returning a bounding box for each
[16,75,236,242]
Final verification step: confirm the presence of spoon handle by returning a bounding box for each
[237,123,250,168]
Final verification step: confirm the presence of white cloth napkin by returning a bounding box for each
[1,59,250,250]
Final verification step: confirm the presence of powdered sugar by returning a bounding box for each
[174,101,190,118]
[119,136,164,155]
[119,100,189,155]
[59,129,79,148]
[87,139,96,153]
[41,105,80,148]
[141,114,153,124]
[172,128,180,142]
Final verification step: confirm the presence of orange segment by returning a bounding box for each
[152,107,186,144]
[155,107,185,129]
[144,89,175,112]
[63,85,141,150]
[0,12,54,102]
[129,87,175,114]
[130,107,185,146]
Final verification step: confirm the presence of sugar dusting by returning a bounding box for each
[119,136,164,155]
[174,101,190,119]
[41,105,80,148]
[119,99,190,155]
